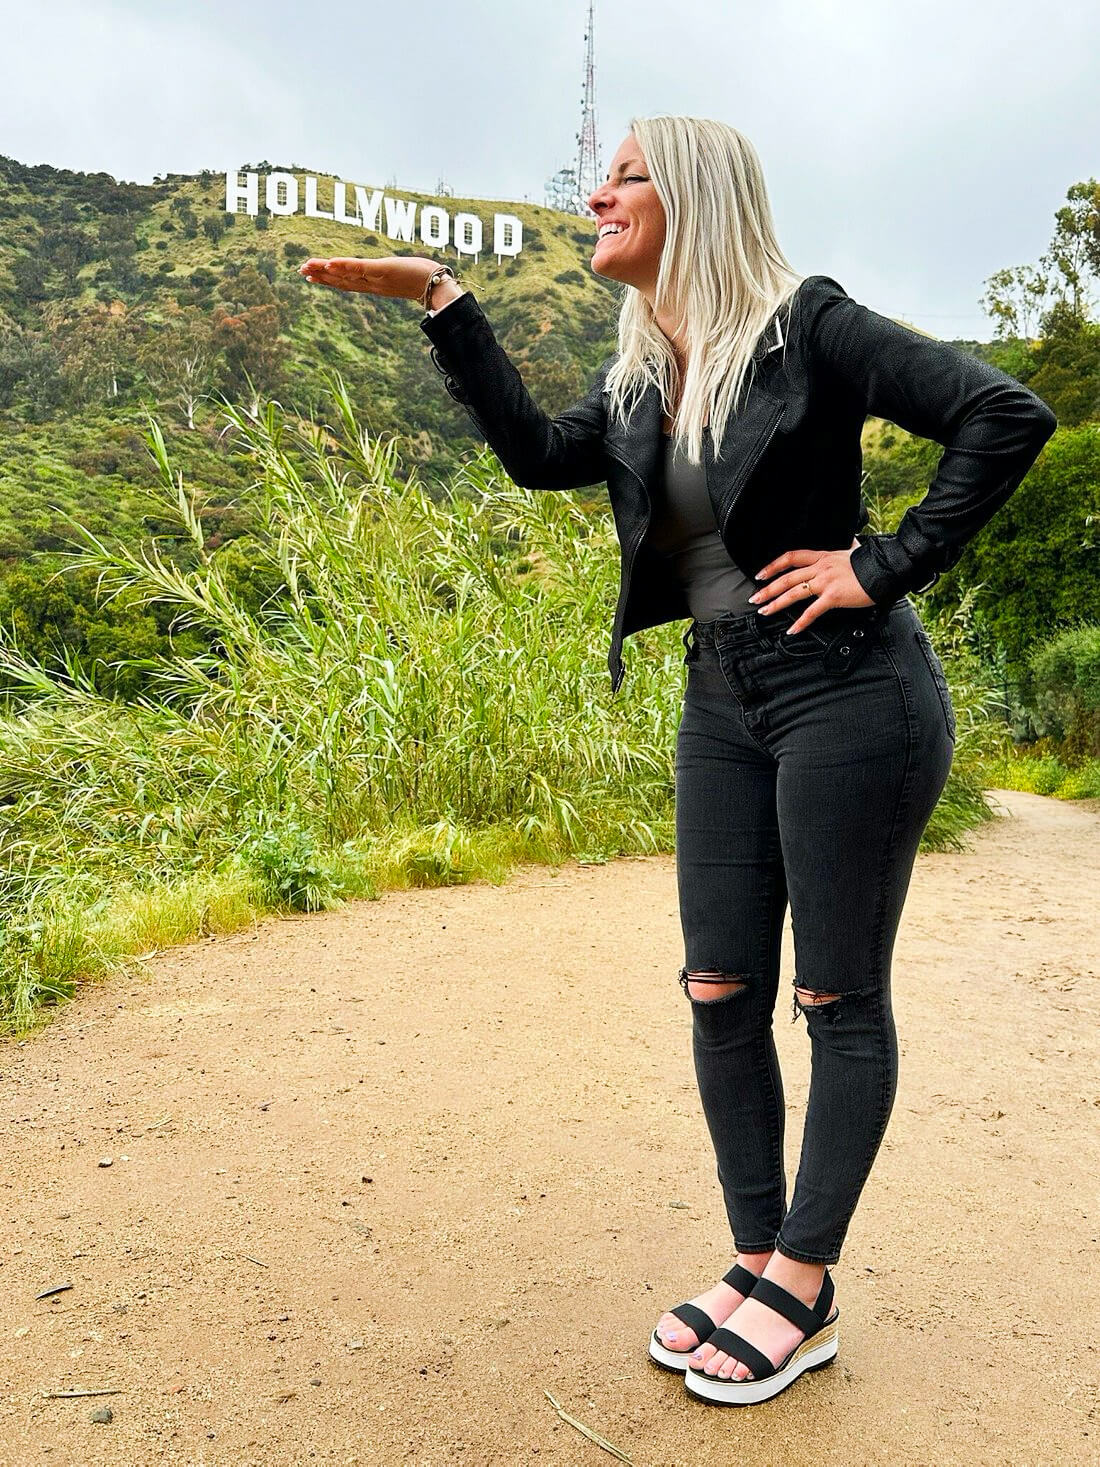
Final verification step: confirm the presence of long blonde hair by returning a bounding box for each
[603,114,805,466]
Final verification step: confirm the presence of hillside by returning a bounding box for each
[1,151,1048,563]
[2,153,1082,697]
[0,155,623,562]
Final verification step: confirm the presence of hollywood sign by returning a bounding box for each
[224,171,524,259]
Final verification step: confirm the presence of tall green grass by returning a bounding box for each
[0,377,1007,1033]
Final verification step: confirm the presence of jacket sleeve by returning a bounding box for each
[418,289,611,491]
[804,275,1058,604]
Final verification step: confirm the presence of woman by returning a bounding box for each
[299,115,1056,1406]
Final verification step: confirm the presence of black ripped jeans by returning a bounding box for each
[675,595,955,1264]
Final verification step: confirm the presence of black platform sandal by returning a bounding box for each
[648,1262,764,1373]
[683,1267,839,1404]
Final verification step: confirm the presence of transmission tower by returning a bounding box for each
[574,1,602,215]
[544,3,602,215]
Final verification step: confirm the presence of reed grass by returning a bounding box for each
[0,374,1005,1033]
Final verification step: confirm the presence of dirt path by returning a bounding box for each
[2,789,1097,1467]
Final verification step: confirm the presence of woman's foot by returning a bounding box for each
[654,1250,774,1353]
[691,1250,829,1378]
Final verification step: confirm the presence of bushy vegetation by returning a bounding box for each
[0,384,1003,1033]
[985,744,1100,800]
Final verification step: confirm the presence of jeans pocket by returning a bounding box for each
[913,628,957,741]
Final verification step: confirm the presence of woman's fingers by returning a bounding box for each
[298,257,370,291]
[750,548,875,619]
[297,255,439,301]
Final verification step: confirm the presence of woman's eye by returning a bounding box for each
[626,176,647,183]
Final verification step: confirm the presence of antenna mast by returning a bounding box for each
[574,1,602,215]
[545,3,603,214]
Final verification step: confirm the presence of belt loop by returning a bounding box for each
[682,624,698,662]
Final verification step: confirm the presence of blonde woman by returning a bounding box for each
[299,114,1056,1406]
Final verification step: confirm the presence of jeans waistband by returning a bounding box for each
[682,596,910,657]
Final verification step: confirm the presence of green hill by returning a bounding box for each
[0,154,623,559]
[1,152,1090,702]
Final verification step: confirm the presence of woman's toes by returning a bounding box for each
[658,1316,695,1349]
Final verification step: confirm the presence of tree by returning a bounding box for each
[1046,179,1100,323]
[1025,307,1100,427]
[0,329,63,418]
[137,305,220,429]
[982,178,1100,342]
[980,263,1054,343]
[954,425,1100,679]
[47,301,146,404]
[211,303,286,409]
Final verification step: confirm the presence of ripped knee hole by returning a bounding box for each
[794,987,842,1005]
[679,967,748,1002]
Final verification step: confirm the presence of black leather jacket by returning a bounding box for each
[420,275,1057,693]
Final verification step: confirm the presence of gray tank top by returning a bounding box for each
[647,430,758,621]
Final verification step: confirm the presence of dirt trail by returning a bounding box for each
[2,789,1097,1467]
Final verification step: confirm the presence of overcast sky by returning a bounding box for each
[1,0,1094,340]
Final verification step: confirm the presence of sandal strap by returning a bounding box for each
[667,1301,719,1341]
[720,1262,763,1296]
[750,1271,833,1338]
[704,1326,777,1382]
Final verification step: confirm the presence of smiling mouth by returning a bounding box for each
[595,226,629,246]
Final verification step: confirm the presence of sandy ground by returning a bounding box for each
[1,788,1097,1467]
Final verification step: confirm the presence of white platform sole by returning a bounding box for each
[648,1329,704,1373]
[683,1313,839,1405]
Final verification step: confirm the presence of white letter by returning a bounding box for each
[304,176,334,220]
[493,213,523,258]
[333,181,360,227]
[353,186,384,230]
[265,171,299,215]
[453,211,484,259]
[419,205,449,249]
[225,169,258,216]
[384,196,417,243]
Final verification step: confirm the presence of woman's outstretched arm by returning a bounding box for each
[298,255,610,493]
[419,289,611,492]
[802,274,1058,605]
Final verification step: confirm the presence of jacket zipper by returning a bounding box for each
[604,444,651,689]
[605,444,652,562]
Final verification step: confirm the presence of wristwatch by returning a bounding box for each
[422,264,458,313]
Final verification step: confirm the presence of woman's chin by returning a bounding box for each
[590,255,623,281]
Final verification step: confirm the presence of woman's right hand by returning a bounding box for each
[297,255,439,301]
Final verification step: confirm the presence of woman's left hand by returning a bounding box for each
[749,539,875,634]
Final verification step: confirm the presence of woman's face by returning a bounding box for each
[587,133,666,292]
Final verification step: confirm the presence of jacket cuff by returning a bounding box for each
[418,288,482,341]
[849,533,940,603]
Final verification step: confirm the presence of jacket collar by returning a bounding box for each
[602,300,790,504]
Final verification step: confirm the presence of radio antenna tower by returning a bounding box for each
[574,1,602,215]
[543,2,604,214]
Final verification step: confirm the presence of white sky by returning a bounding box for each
[0,0,1095,339]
